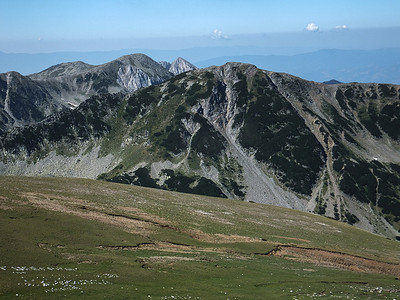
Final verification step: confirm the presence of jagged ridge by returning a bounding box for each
[0,54,197,132]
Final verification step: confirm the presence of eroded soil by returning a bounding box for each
[267,245,400,276]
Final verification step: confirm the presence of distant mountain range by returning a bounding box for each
[195,48,400,84]
[1,48,400,84]
[323,79,342,85]
[1,53,399,240]
[0,55,195,132]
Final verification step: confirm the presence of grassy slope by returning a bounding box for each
[0,176,399,299]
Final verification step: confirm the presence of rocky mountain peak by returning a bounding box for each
[323,79,342,85]
[111,53,173,82]
[29,61,94,80]
[211,62,259,81]
[168,57,197,75]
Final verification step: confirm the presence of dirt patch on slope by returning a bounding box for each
[187,229,261,244]
[268,245,400,276]
[271,235,311,243]
[0,195,19,210]
[21,192,165,236]
[97,241,228,255]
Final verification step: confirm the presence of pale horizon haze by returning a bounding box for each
[1,0,400,53]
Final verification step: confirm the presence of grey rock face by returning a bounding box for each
[158,61,172,70]
[117,66,153,92]
[168,57,197,75]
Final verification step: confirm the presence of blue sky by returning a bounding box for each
[1,0,400,53]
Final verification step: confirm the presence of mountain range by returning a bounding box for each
[1,48,400,85]
[0,53,399,240]
[0,55,195,133]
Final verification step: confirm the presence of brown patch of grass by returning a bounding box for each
[136,255,198,267]
[21,192,158,236]
[186,229,261,243]
[115,205,172,227]
[271,236,311,243]
[268,245,400,276]
[0,196,19,210]
[97,241,239,256]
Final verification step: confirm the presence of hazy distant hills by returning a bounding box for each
[1,57,400,239]
[323,79,342,85]
[196,49,400,84]
[1,48,399,84]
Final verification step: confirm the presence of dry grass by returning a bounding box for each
[22,192,158,236]
[268,245,400,276]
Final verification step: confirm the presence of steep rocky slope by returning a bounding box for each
[159,57,197,75]
[1,62,399,239]
[0,71,61,132]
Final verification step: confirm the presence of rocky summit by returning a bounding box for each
[0,59,399,239]
[158,57,198,75]
[168,57,198,75]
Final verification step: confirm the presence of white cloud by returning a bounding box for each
[212,29,229,40]
[305,23,319,32]
[335,25,349,30]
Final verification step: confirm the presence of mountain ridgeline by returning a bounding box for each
[0,55,400,239]
[0,54,195,133]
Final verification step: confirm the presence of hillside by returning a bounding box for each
[1,176,399,299]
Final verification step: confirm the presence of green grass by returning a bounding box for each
[1,176,400,299]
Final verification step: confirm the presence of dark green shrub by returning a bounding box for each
[345,212,359,225]
[192,177,226,198]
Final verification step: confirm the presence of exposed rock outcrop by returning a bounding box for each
[158,61,172,70]
[168,57,197,75]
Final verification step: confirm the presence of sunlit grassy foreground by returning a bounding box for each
[1,176,399,299]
